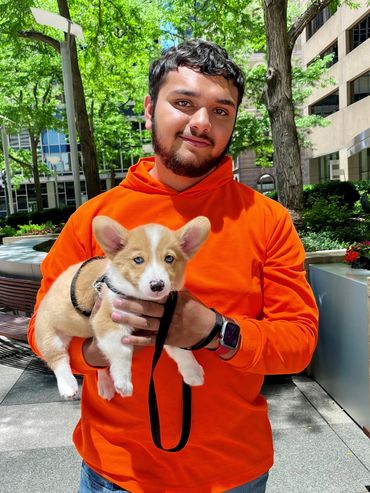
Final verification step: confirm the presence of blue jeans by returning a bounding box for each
[79,462,269,493]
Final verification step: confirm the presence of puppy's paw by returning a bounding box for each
[114,379,133,398]
[98,380,116,400]
[57,376,79,400]
[97,369,116,400]
[182,365,204,386]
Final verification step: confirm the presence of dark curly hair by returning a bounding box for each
[149,39,245,107]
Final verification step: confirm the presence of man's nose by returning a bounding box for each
[189,107,211,134]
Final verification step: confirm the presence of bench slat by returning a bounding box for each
[0,276,40,341]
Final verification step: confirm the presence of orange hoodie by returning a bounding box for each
[28,157,318,493]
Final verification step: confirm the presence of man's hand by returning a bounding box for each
[111,289,217,349]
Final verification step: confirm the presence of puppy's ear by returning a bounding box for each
[177,216,211,258]
[93,216,129,259]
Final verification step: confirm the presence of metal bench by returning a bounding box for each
[0,275,40,342]
[0,275,53,373]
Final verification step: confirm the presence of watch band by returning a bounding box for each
[181,309,223,351]
[215,344,233,356]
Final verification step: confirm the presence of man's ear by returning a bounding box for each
[144,95,153,131]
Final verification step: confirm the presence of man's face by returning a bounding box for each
[144,66,239,178]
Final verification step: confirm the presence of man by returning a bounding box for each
[28,39,318,493]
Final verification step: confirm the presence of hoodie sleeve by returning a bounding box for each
[226,209,318,375]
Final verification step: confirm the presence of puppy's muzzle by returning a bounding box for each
[150,280,165,292]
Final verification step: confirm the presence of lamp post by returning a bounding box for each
[0,115,15,214]
[31,7,83,208]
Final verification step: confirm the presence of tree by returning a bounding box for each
[0,41,62,211]
[163,0,344,210]
[0,0,162,199]
[17,0,102,199]
[262,0,337,210]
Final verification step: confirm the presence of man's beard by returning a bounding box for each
[151,119,231,178]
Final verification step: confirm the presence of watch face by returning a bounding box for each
[222,322,240,349]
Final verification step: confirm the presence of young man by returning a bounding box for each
[28,39,318,493]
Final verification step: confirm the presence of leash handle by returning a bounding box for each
[149,291,192,452]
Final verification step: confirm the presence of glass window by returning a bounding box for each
[16,196,28,210]
[307,6,337,39]
[349,71,370,103]
[318,152,339,182]
[321,41,338,66]
[309,90,339,117]
[349,13,370,51]
[45,130,59,145]
[359,149,370,180]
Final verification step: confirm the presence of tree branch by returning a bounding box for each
[9,153,32,171]
[18,30,61,53]
[288,0,333,52]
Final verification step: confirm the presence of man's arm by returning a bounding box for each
[106,209,318,374]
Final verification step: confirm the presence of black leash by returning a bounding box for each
[148,291,192,452]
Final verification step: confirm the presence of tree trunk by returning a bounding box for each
[57,0,101,199]
[263,0,304,211]
[30,135,43,211]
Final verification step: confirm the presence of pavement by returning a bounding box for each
[0,358,369,493]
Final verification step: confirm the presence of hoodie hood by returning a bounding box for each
[120,156,234,198]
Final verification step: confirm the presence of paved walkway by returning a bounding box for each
[0,362,369,493]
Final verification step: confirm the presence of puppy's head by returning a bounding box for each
[92,216,210,300]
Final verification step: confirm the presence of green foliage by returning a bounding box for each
[303,181,360,209]
[299,231,346,252]
[5,206,75,228]
[333,219,370,244]
[300,178,370,247]
[264,191,278,201]
[0,225,17,237]
[229,108,272,161]
[352,180,370,195]
[301,198,354,232]
[15,221,58,236]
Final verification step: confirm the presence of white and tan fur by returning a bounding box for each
[35,215,210,400]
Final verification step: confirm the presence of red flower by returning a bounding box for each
[345,250,360,263]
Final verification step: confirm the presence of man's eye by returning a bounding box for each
[133,256,144,264]
[176,100,191,107]
[215,108,228,116]
[164,255,175,264]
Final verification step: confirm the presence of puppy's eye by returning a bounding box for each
[133,256,144,264]
[164,255,175,264]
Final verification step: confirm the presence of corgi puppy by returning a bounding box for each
[35,215,211,400]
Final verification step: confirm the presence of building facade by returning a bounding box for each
[301,2,370,183]
[0,129,127,216]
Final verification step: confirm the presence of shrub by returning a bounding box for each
[299,231,346,252]
[15,221,62,236]
[332,218,370,244]
[6,206,75,228]
[6,212,31,228]
[0,225,17,237]
[303,181,360,209]
[301,198,353,233]
[264,191,278,201]
[353,179,370,195]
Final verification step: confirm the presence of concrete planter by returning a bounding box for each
[2,234,59,245]
[309,263,370,436]
[0,236,57,280]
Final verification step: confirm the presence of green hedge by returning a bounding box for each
[4,206,75,229]
[303,180,360,209]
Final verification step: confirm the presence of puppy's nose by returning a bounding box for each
[150,280,165,292]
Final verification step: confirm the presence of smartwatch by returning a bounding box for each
[208,310,240,356]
